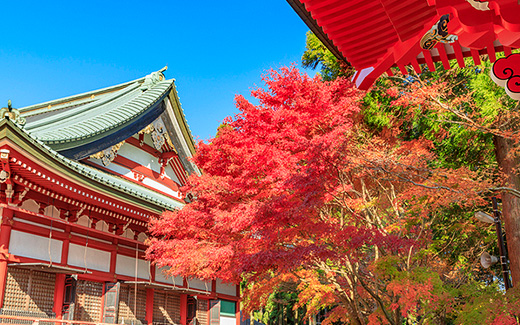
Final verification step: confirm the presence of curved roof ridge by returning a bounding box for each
[19,76,147,115]
[25,82,141,130]
[31,79,173,144]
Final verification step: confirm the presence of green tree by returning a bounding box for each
[302,31,353,81]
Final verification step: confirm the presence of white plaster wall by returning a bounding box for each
[88,158,129,177]
[221,316,236,325]
[187,278,211,291]
[68,243,110,272]
[20,199,39,213]
[142,177,182,198]
[117,144,161,174]
[155,265,183,285]
[10,230,62,263]
[216,279,237,296]
[115,254,150,279]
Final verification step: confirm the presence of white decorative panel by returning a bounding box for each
[95,220,110,233]
[10,230,62,263]
[187,278,211,291]
[68,243,110,272]
[116,254,150,279]
[43,205,60,218]
[137,233,148,243]
[216,279,237,296]
[76,215,91,227]
[155,265,183,285]
[123,228,134,239]
[221,316,236,325]
[20,199,39,213]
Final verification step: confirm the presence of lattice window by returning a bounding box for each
[3,268,55,316]
[74,280,103,322]
[29,271,55,313]
[153,291,181,325]
[118,284,147,324]
[197,299,208,325]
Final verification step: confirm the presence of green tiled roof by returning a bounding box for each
[22,75,173,152]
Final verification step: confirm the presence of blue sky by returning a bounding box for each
[0,1,310,141]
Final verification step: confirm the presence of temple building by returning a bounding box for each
[0,68,239,325]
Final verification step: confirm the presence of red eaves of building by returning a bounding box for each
[288,0,520,89]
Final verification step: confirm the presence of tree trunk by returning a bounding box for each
[494,133,520,287]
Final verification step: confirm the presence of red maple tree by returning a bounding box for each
[147,67,492,324]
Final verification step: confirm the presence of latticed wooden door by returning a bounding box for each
[74,280,103,322]
[153,291,181,324]
[102,282,120,323]
[117,284,147,324]
[209,300,220,325]
[196,299,208,325]
[3,268,56,316]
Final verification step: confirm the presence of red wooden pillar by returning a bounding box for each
[236,300,240,325]
[212,279,216,294]
[53,274,66,318]
[110,239,118,281]
[0,208,14,308]
[180,294,188,325]
[146,288,154,324]
[54,226,70,318]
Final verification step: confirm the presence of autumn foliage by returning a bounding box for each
[147,67,513,324]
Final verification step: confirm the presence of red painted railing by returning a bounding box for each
[0,314,115,325]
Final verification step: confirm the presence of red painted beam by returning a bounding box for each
[422,50,436,72]
[451,40,466,68]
